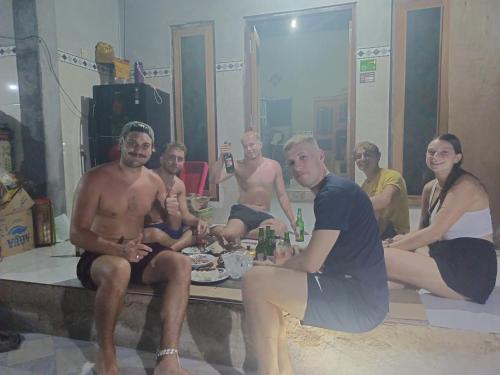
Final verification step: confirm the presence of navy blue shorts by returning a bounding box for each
[228,204,274,231]
[302,273,387,333]
[76,243,167,290]
[144,222,188,240]
[429,237,497,304]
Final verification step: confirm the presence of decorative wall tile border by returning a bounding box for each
[58,50,98,71]
[0,45,16,57]
[2,48,243,76]
[216,61,243,71]
[356,46,390,59]
[142,68,170,78]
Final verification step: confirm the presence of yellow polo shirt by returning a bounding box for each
[361,168,410,234]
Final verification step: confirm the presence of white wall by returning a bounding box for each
[54,0,123,214]
[355,0,392,182]
[54,0,122,58]
[0,0,14,40]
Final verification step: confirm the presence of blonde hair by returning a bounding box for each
[283,134,320,153]
[241,130,261,143]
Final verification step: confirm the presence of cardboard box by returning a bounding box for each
[0,188,35,257]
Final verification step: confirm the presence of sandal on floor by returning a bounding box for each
[0,331,22,353]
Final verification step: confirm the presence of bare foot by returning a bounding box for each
[154,354,191,375]
[96,350,120,375]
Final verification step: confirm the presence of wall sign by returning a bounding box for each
[360,58,376,72]
[360,71,375,83]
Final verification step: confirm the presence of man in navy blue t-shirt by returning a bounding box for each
[242,134,388,374]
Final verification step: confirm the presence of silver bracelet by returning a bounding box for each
[156,348,178,359]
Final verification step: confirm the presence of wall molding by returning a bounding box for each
[356,46,391,59]
[0,45,16,57]
[1,46,244,76]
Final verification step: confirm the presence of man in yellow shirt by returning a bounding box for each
[354,142,410,239]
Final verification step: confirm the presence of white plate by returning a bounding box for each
[191,268,229,285]
[182,246,203,255]
[189,253,217,269]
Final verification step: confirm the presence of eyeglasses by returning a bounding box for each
[353,151,377,160]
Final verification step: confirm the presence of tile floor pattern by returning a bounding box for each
[0,333,252,375]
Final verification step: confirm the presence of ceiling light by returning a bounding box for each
[290,18,297,29]
[7,84,18,91]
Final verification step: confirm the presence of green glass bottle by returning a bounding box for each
[295,208,305,242]
[255,227,266,260]
[284,231,291,246]
[223,141,235,174]
[267,229,276,259]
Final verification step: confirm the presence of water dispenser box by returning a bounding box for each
[0,188,35,257]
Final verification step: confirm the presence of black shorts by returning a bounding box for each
[302,273,388,333]
[76,243,167,290]
[228,204,274,232]
[429,237,497,304]
[144,222,189,239]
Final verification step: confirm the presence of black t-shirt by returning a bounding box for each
[314,174,388,310]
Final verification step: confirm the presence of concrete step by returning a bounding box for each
[0,279,255,369]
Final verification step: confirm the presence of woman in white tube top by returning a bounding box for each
[383,133,497,304]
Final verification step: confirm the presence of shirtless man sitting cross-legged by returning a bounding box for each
[210,131,296,243]
[70,121,191,375]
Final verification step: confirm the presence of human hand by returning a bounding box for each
[196,219,209,237]
[119,234,152,263]
[291,245,304,255]
[165,191,180,216]
[382,234,404,247]
[220,142,232,157]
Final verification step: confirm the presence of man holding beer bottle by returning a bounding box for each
[242,134,388,375]
[210,130,296,243]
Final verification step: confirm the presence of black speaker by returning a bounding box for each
[89,83,170,168]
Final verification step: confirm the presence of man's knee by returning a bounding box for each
[93,257,131,291]
[164,252,192,282]
[242,267,269,297]
[222,228,243,243]
[272,220,287,236]
[261,219,287,236]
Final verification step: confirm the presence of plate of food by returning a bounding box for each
[182,246,203,255]
[189,253,217,269]
[205,241,225,255]
[191,268,229,285]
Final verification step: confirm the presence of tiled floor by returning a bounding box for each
[0,242,78,285]
[0,333,250,375]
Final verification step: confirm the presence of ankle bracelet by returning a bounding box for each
[156,348,178,359]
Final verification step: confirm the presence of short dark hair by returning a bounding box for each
[160,141,187,156]
[120,121,154,143]
[353,141,381,158]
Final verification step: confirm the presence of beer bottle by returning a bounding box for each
[295,208,305,242]
[255,227,266,260]
[223,141,235,174]
[267,229,276,259]
[275,231,293,264]
[284,231,291,246]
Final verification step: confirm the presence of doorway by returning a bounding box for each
[172,22,217,198]
[244,5,356,187]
